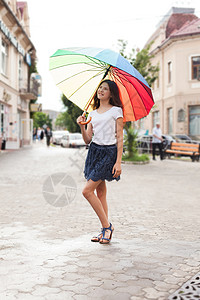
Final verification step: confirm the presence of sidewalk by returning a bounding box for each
[0,143,200,299]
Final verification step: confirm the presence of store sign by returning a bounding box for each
[0,20,25,56]
[30,73,42,97]
[30,103,42,112]
[25,53,31,66]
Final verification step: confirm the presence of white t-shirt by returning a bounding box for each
[87,106,123,145]
[152,126,162,143]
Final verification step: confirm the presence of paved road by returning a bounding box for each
[0,142,200,300]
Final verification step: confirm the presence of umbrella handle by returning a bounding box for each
[80,117,92,125]
[80,112,92,125]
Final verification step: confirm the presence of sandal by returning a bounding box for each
[99,223,114,244]
[91,228,103,242]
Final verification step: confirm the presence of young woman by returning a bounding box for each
[77,79,123,244]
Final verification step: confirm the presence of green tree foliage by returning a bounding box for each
[56,94,82,133]
[33,112,52,129]
[118,40,159,87]
[29,60,38,76]
[29,61,39,119]
[55,112,68,129]
[124,126,138,158]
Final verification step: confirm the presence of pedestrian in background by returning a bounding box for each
[45,127,52,147]
[152,122,163,160]
[1,131,6,150]
[40,129,44,141]
[77,80,123,245]
[33,128,37,142]
[37,127,42,141]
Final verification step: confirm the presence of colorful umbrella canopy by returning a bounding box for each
[49,47,154,122]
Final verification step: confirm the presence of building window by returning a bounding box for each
[1,41,8,75]
[168,62,172,84]
[19,58,23,90]
[153,111,160,128]
[191,56,200,80]
[168,108,173,134]
[189,106,200,136]
[178,109,185,122]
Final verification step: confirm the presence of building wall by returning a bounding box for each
[144,32,200,138]
[0,0,36,149]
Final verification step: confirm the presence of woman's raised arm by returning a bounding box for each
[77,115,93,144]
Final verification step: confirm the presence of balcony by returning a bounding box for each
[19,77,39,100]
[19,87,37,100]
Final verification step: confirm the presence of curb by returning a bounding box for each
[0,150,8,155]
[122,160,150,165]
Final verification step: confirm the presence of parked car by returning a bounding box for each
[61,133,85,148]
[137,134,176,154]
[171,134,200,144]
[170,134,192,143]
[52,131,69,145]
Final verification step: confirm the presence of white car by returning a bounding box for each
[61,133,86,148]
[52,131,69,145]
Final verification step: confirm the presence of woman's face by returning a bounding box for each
[97,82,111,101]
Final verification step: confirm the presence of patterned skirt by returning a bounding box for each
[84,142,120,182]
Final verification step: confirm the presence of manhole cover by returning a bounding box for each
[169,272,200,299]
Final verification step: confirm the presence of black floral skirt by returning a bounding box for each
[84,142,120,182]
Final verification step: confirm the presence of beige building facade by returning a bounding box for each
[42,109,61,131]
[0,0,37,149]
[142,7,200,139]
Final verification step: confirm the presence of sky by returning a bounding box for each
[26,0,200,112]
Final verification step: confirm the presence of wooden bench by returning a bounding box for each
[165,142,200,162]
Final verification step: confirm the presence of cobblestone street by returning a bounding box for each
[0,142,200,300]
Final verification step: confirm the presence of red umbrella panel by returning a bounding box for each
[107,67,154,122]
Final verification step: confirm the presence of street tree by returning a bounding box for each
[118,39,159,87]
[33,112,52,129]
[56,94,82,133]
[55,111,68,129]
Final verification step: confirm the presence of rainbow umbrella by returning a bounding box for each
[49,47,154,122]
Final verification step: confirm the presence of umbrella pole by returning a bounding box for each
[102,66,111,79]
[80,66,111,125]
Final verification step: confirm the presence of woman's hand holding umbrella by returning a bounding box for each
[77,114,93,145]
[77,112,92,126]
[77,114,91,126]
[77,115,86,125]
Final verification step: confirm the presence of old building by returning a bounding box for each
[0,0,38,149]
[143,7,200,139]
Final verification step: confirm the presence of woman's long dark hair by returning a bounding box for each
[92,79,123,110]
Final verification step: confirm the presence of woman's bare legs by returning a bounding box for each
[82,179,114,243]
[96,180,108,218]
[82,179,109,228]
[90,181,108,241]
